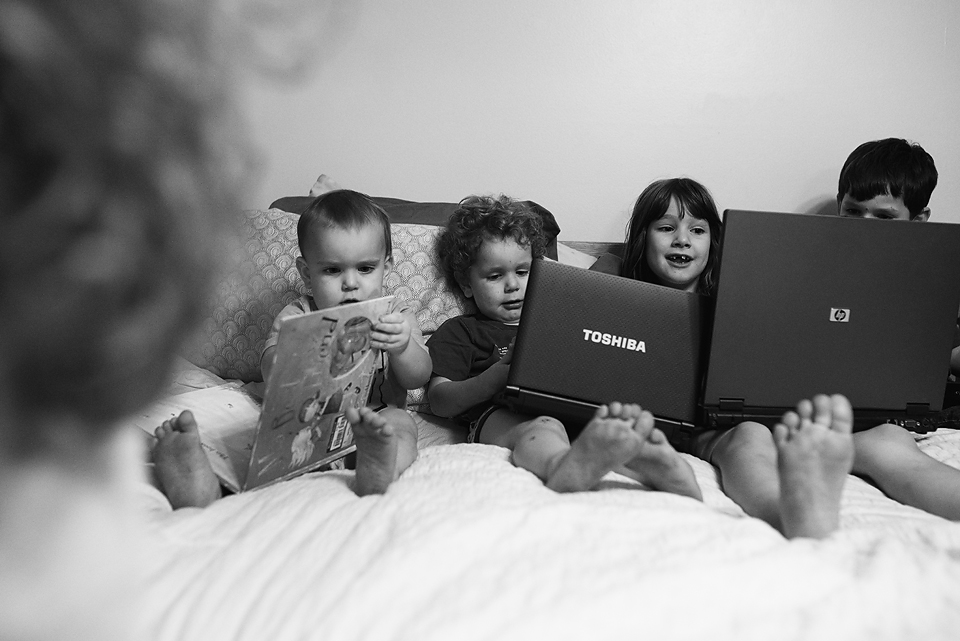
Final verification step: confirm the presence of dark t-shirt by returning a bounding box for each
[427,313,518,424]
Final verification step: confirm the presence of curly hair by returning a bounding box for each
[621,178,722,297]
[0,0,258,455]
[437,194,547,292]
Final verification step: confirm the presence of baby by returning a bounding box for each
[154,190,432,505]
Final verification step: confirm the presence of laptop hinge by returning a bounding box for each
[905,402,930,416]
[710,398,744,429]
[719,398,744,412]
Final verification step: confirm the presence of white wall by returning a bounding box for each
[241,0,960,241]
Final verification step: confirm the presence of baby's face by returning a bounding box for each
[644,199,711,293]
[460,237,531,324]
[297,223,390,310]
[838,192,920,221]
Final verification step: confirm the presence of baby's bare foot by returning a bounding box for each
[775,394,854,539]
[153,411,221,509]
[622,424,703,501]
[348,406,398,496]
[546,402,646,492]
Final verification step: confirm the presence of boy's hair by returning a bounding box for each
[837,138,938,219]
[438,194,547,290]
[621,178,722,296]
[298,190,392,260]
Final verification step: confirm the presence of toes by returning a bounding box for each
[795,399,813,422]
[155,422,172,439]
[606,402,623,418]
[773,421,789,447]
[175,410,198,433]
[811,394,832,427]
[780,410,801,436]
[345,406,361,425]
[830,394,854,435]
[646,427,667,445]
[633,410,655,439]
[593,404,611,419]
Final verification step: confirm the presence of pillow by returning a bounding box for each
[269,190,561,260]
[556,242,599,269]
[181,209,475,387]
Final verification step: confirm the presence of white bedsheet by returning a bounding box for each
[140,427,960,641]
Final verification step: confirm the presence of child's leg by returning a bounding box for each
[152,410,222,509]
[853,422,960,520]
[480,403,647,492]
[619,427,702,500]
[699,421,782,528]
[774,394,854,539]
[347,406,419,496]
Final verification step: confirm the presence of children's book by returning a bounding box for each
[245,295,393,489]
[133,296,394,491]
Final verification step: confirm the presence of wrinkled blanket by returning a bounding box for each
[140,429,960,641]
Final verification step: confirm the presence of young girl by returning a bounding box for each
[596,177,855,539]
[427,195,702,498]
[590,177,721,295]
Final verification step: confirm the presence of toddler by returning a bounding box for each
[154,190,432,505]
[427,195,702,497]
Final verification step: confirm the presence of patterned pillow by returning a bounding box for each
[182,209,474,400]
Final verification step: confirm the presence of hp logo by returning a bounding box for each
[830,308,850,323]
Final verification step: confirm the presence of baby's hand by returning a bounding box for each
[372,312,412,355]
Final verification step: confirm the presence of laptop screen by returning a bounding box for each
[702,210,960,426]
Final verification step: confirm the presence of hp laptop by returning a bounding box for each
[505,259,709,445]
[701,210,960,432]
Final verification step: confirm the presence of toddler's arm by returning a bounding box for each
[427,343,512,418]
[374,309,432,390]
[261,346,277,383]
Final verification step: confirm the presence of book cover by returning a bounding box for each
[244,295,394,489]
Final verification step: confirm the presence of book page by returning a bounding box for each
[129,384,261,493]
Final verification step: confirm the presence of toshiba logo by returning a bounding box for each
[582,329,646,352]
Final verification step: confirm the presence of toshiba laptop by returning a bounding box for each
[505,259,709,445]
[701,210,960,432]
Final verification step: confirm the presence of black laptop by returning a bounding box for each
[505,259,709,444]
[701,210,960,432]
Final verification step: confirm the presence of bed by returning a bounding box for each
[135,194,960,640]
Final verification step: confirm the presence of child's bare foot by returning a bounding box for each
[348,406,399,496]
[774,394,854,539]
[622,426,703,501]
[153,411,221,509]
[546,403,647,492]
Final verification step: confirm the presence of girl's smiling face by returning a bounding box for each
[644,198,711,292]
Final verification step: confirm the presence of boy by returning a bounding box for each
[836,138,960,517]
[427,195,703,498]
[154,190,432,504]
[705,138,960,539]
